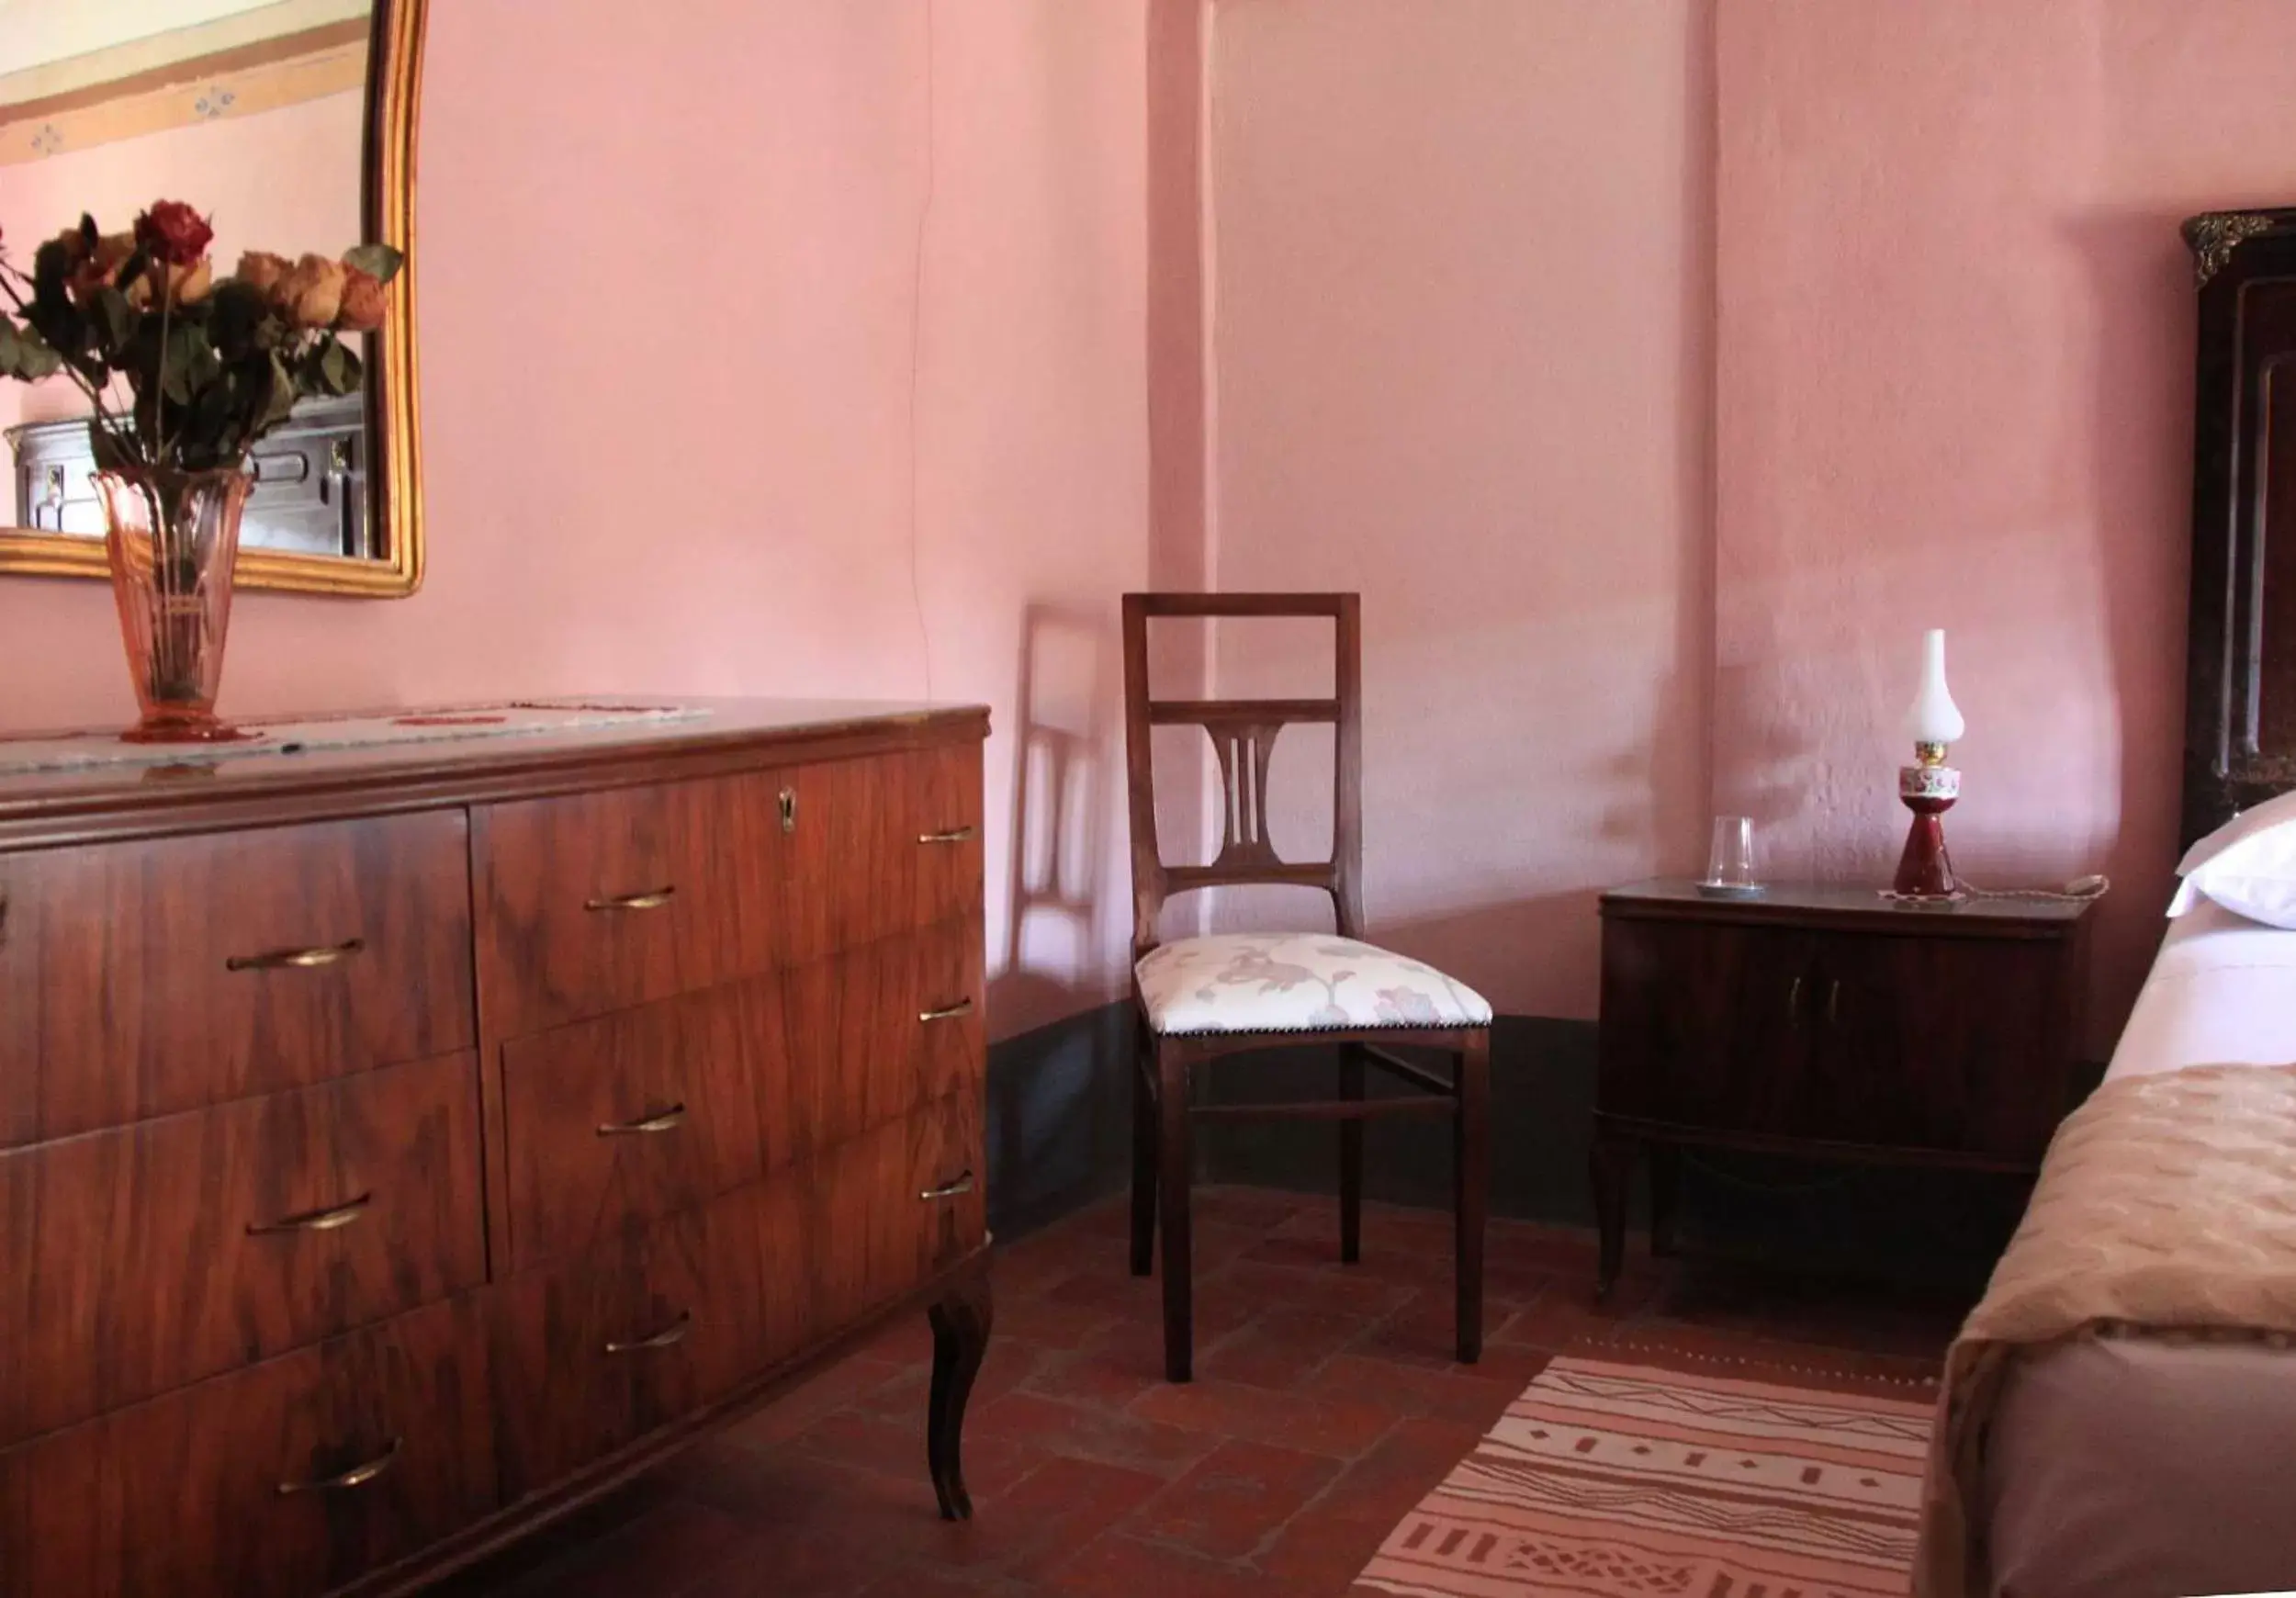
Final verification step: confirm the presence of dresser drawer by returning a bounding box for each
[0,813,476,1149]
[773,917,986,1165]
[0,1298,497,1598]
[814,1093,986,1329]
[776,743,985,966]
[0,1052,487,1451]
[472,748,985,1037]
[499,919,984,1273]
[488,1187,769,1502]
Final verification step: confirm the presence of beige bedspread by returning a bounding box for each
[1916,1061,2296,1598]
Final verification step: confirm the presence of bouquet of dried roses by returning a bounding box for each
[0,200,404,744]
[0,198,400,472]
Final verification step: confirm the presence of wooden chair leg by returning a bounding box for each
[1338,1042,1365,1264]
[1649,1142,1682,1259]
[1590,1133,1633,1299]
[1156,1040,1195,1382]
[1130,1017,1157,1278]
[1453,1030,1490,1365]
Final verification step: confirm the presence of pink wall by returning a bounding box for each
[1205,0,1715,1018]
[0,0,1153,1041]
[13,1,2284,1045]
[1715,0,2296,1045]
[0,90,363,433]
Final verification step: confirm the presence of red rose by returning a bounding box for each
[134,200,214,268]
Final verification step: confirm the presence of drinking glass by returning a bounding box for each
[1705,815,1757,889]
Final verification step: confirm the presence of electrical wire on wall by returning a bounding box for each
[906,0,938,699]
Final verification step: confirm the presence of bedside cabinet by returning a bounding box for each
[1592,881,2094,1293]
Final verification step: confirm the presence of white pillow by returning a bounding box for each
[2169,788,2296,928]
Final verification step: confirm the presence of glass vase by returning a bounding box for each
[92,465,256,744]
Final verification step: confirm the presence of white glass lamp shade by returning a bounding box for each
[1903,628,1965,746]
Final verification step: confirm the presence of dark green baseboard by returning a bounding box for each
[991,1005,2029,1291]
[983,1002,1136,1240]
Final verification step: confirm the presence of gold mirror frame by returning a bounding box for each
[0,0,426,598]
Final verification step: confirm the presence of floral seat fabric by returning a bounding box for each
[1135,932,1493,1038]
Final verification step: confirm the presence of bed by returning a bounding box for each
[1916,208,2296,1598]
[1972,901,2296,1597]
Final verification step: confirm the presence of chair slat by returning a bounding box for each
[1148,698,1341,726]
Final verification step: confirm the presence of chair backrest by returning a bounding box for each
[1120,591,1365,962]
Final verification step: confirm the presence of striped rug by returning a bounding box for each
[1354,1355,1934,1598]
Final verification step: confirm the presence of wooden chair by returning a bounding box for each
[1120,592,1492,1383]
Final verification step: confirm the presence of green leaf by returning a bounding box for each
[208,280,268,358]
[0,318,64,381]
[260,351,300,432]
[341,242,405,284]
[160,321,220,406]
[91,287,135,354]
[315,337,362,397]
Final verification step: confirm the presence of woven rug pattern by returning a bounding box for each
[1355,1355,1934,1598]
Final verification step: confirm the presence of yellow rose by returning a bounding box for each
[123,256,212,310]
[275,253,346,329]
[333,265,389,333]
[235,251,292,297]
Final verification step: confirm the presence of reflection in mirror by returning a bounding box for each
[0,0,375,558]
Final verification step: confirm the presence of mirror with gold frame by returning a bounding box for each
[0,0,423,597]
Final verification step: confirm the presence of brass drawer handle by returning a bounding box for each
[1826,978,1841,1027]
[248,1192,373,1236]
[227,938,364,973]
[918,826,977,845]
[778,788,797,834]
[585,885,675,913]
[920,998,974,1023]
[605,1311,693,1355]
[597,1103,688,1137]
[276,1436,402,1496]
[1786,975,1804,1028]
[920,1169,976,1202]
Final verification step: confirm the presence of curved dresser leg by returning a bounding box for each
[927,1263,994,1521]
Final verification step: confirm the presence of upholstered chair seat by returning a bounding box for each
[1135,933,1493,1038]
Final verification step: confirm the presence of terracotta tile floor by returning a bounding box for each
[436,1187,1965,1598]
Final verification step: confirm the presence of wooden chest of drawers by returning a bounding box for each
[1592,880,2094,1293]
[0,700,993,1598]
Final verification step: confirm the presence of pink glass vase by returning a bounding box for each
[92,465,255,744]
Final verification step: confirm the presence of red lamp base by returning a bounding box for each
[1894,793,1957,898]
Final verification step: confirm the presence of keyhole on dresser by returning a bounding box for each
[778,788,797,833]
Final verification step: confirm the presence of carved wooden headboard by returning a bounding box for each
[2181,208,2296,846]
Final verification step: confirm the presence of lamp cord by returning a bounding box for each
[1876,874,2110,906]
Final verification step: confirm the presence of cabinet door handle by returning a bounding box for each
[1826,979,1840,1027]
[585,885,675,913]
[920,998,974,1023]
[604,1311,693,1355]
[1786,975,1804,1027]
[920,1169,976,1202]
[248,1192,373,1236]
[778,788,798,834]
[228,937,364,973]
[918,826,976,845]
[597,1103,688,1137]
[276,1436,402,1496]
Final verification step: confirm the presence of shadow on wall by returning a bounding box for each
[984,602,1133,1237]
